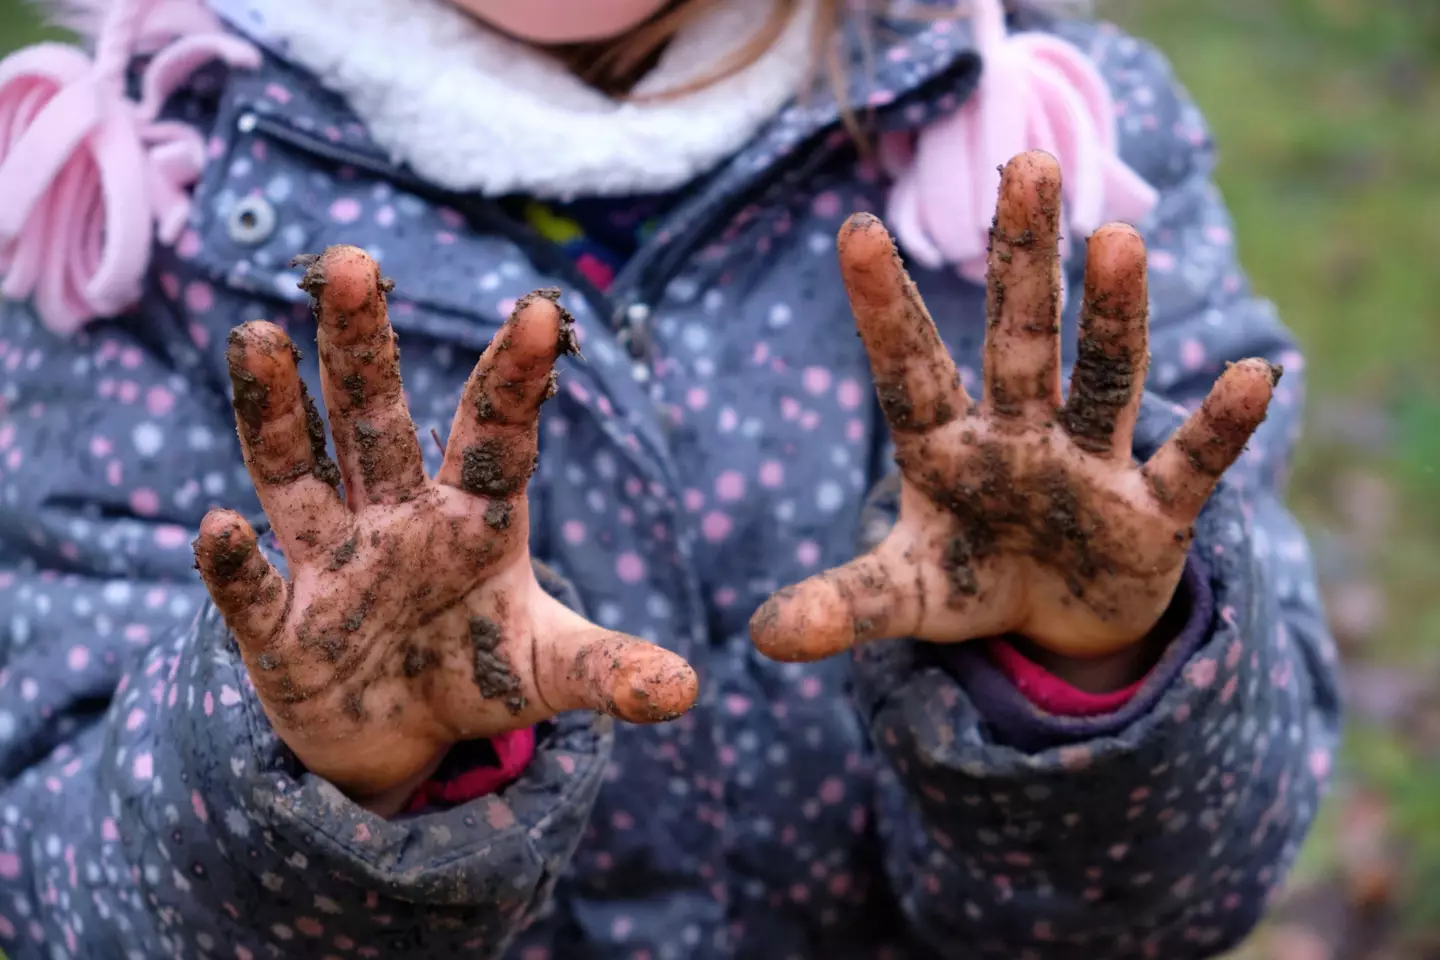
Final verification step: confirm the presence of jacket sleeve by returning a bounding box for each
[0,298,608,959]
[849,24,1343,959]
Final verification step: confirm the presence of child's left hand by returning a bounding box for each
[750,151,1277,667]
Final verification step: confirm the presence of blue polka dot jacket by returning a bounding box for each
[0,6,1341,960]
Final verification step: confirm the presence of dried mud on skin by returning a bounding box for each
[469,615,526,714]
[908,438,1161,621]
[1062,338,1134,453]
[460,439,522,499]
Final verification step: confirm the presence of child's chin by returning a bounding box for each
[446,0,674,46]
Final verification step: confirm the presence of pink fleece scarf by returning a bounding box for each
[0,0,1154,335]
[0,0,257,335]
[881,0,1158,282]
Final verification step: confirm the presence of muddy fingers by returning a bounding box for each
[983,151,1065,419]
[193,509,290,659]
[839,214,967,434]
[437,291,572,499]
[1061,224,1150,457]
[302,246,428,508]
[749,541,921,663]
[227,322,354,562]
[543,628,699,724]
[1144,358,1279,520]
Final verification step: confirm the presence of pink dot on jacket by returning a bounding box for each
[0,0,1155,337]
[0,0,258,336]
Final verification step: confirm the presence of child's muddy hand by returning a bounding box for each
[750,151,1275,665]
[194,247,697,805]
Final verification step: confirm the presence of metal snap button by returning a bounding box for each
[227,195,277,245]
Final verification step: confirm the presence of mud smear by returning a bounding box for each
[353,419,381,486]
[747,584,798,641]
[852,225,958,434]
[402,644,436,679]
[985,163,1061,417]
[876,381,916,432]
[1062,335,1135,454]
[299,380,342,489]
[1175,362,1279,480]
[474,389,495,423]
[469,616,525,714]
[1061,249,1146,453]
[327,533,358,571]
[915,440,1148,620]
[227,338,269,443]
[207,526,254,582]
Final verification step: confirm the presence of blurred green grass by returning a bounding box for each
[1,0,67,45]
[3,0,1439,952]
[1102,2,1440,946]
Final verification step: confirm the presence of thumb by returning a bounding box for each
[749,540,922,663]
[533,596,698,723]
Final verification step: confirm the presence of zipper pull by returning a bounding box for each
[615,301,653,361]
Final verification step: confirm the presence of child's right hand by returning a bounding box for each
[192,247,697,814]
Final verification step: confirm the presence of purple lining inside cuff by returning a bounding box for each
[941,552,1214,752]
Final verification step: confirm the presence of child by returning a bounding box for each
[0,0,1341,956]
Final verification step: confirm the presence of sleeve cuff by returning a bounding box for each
[941,550,1215,751]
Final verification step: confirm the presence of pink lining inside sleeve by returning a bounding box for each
[987,639,1146,717]
[403,727,536,815]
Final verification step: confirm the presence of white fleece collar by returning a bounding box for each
[206,0,818,198]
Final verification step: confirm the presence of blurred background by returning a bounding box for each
[2,0,1438,956]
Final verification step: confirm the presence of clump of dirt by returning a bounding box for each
[460,439,520,498]
[469,615,525,714]
[257,652,279,671]
[341,372,366,409]
[207,525,255,582]
[484,500,512,530]
[474,389,495,423]
[516,287,583,359]
[292,253,325,296]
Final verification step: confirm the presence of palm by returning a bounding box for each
[751,152,1276,664]
[195,248,696,807]
[250,492,539,795]
[890,421,1189,656]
